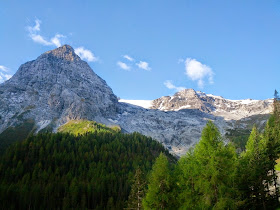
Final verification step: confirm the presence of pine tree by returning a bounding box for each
[143,153,174,210]
[236,123,280,209]
[126,168,146,210]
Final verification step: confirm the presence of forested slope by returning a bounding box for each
[0,121,175,209]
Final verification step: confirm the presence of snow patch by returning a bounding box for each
[175,105,192,111]
[119,99,153,109]
[207,94,224,100]
[228,99,259,104]
[108,118,118,124]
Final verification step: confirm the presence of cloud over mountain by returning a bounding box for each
[185,58,213,88]
[27,19,65,47]
[164,80,186,92]
[75,47,98,62]
[0,65,12,83]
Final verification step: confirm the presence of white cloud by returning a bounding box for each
[27,19,41,33]
[118,56,151,71]
[51,34,65,47]
[27,19,65,47]
[0,65,13,83]
[117,61,131,70]
[29,34,52,46]
[74,47,98,62]
[123,55,134,61]
[185,58,213,89]
[0,65,9,72]
[164,80,186,92]
[3,74,12,80]
[136,61,151,71]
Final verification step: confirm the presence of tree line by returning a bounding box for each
[132,91,280,209]
[1,92,280,209]
[0,128,174,209]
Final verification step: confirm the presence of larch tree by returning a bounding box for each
[142,153,175,210]
[177,121,237,209]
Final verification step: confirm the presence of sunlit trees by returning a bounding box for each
[143,153,176,209]
[176,121,237,209]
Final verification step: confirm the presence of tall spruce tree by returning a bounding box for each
[126,168,146,210]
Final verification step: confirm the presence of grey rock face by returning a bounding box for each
[152,89,215,113]
[151,89,273,120]
[115,89,273,156]
[0,45,273,156]
[114,102,228,156]
[0,45,118,133]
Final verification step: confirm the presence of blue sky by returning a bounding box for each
[1,0,280,100]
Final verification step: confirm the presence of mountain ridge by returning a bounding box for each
[0,45,118,135]
[0,45,273,156]
[120,88,273,120]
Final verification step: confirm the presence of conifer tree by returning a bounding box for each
[236,123,279,209]
[177,121,237,209]
[236,126,266,208]
[126,168,146,210]
[143,153,174,210]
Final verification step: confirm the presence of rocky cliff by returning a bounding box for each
[116,89,272,156]
[0,45,118,133]
[0,45,273,156]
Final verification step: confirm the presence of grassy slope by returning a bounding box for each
[58,120,121,135]
[275,159,280,171]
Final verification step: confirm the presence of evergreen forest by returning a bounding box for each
[1,96,280,209]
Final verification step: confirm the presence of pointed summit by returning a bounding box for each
[40,44,80,62]
[177,88,197,96]
[0,45,118,135]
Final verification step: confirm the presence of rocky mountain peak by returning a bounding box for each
[39,44,80,62]
[150,88,273,120]
[118,90,273,156]
[0,46,275,157]
[0,45,118,134]
[175,88,198,98]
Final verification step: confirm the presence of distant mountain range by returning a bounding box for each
[0,45,273,156]
[121,89,272,120]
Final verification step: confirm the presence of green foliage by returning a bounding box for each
[143,116,280,209]
[58,120,121,135]
[235,106,280,209]
[226,128,251,151]
[126,168,146,210]
[275,159,280,171]
[0,127,174,209]
[244,126,261,156]
[143,153,176,210]
[176,121,237,209]
[226,114,271,151]
[1,92,280,209]
[0,119,35,154]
